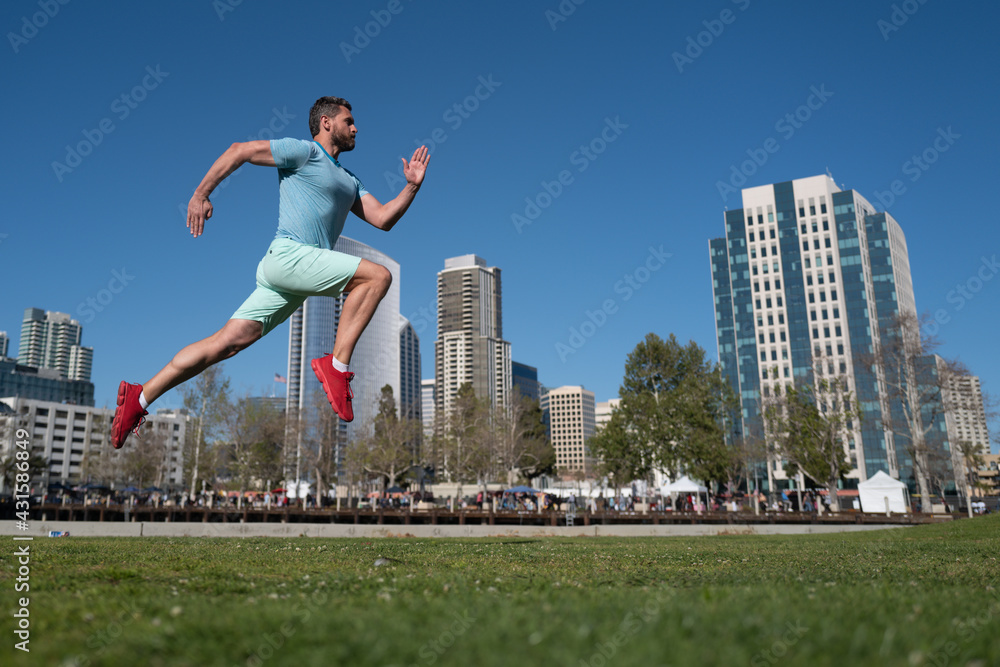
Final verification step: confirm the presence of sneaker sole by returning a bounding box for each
[111,380,128,449]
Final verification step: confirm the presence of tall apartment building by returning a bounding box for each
[0,397,189,492]
[709,174,953,493]
[541,385,595,477]
[942,372,991,496]
[286,237,401,475]
[0,331,9,358]
[434,255,511,419]
[19,308,93,382]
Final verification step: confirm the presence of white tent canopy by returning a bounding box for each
[660,475,708,495]
[858,470,909,514]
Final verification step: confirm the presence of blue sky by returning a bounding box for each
[3,1,998,448]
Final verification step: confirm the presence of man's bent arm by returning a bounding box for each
[187,140,275,237]
[351,183,421,232]
[351,145,429,232]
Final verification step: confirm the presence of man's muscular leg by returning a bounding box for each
[331,259,392,365]
[143,318,263,403]
[312,258,392,422]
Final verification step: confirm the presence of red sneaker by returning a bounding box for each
[111,381,148,449]
[311,354,354,422]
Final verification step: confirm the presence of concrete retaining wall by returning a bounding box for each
[1,520,910,539]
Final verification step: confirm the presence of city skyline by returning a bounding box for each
[3,2,997,453]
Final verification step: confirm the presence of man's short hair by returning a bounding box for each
[309,96,352,137]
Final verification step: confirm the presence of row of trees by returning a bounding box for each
[345,383,554,496]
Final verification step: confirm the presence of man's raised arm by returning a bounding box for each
[186,140,276,238]
[351,145,430,231]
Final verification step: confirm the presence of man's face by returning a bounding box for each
[327,107,357,152]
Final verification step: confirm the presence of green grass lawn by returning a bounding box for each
[3,515,1000,666]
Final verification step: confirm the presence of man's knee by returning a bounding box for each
[219,321,262,357]
[374,264,392,293]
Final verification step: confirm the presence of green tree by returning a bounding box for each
[0,454,48,495]
[763,374,861,512]
[589,407,649,484]
[615,333,735,485]
[345,385,421,493]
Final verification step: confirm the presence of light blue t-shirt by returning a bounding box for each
[270,138,369,249]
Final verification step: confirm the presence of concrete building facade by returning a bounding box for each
[541,386,595,477]
[434,255,511,420]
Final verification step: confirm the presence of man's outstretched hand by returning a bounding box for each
[187,194,213,238]
[402,145,430,188]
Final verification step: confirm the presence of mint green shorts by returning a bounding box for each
[231,238,361,336]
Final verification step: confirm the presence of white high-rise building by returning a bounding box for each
[595,398,621,430]
[942,371,991,496]
[709,174,957,494]
[434,254,511,419]
[286,237,401,473]
[541,386,596,477]
[18,308,93,381]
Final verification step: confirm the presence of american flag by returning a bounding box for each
[274,373,287,384]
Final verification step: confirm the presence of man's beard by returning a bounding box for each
[333,133,356,152]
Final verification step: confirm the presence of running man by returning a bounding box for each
[110,96,429,448]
